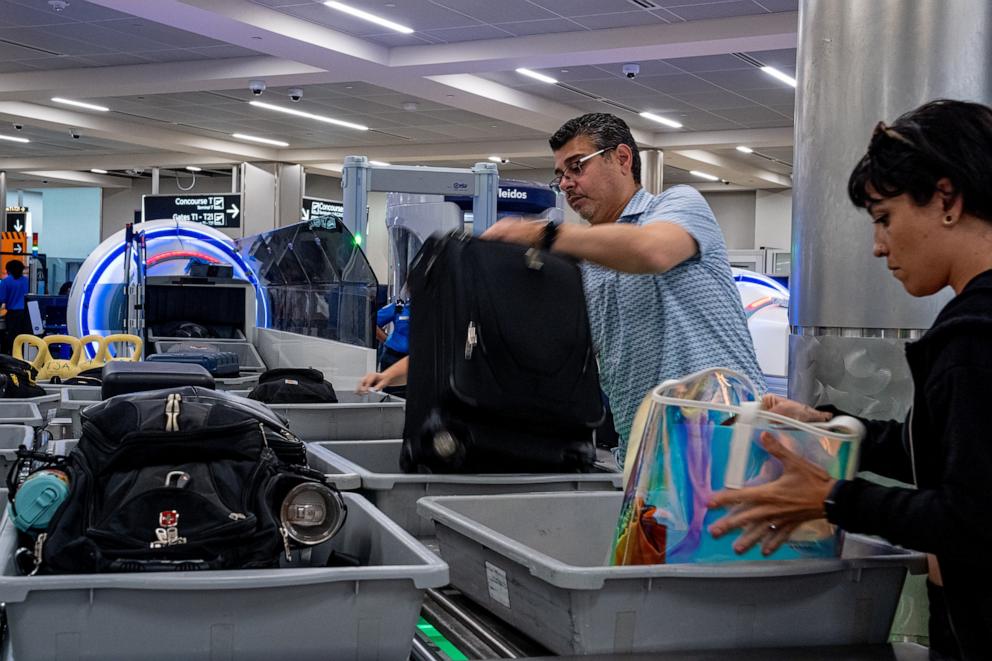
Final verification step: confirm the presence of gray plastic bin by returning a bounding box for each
[310,440,622,537]
[418,491,927,655]
[0,402,42,428]
[0,492,448,661]
[268,392,405,441]
[3,394,61,424]
[215,373,261,391]
[57,389,100,438]
[305,444,361,491]
[153,340,266,372]
[0,426,34,476]
[148,328,246,343]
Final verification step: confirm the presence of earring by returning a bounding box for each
[943,215,954,225]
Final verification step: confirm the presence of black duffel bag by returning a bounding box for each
[28,386,335,574]
[248,368,338,404]
[0,354,46,398]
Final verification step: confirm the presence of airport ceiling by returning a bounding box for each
[0,0,797,190]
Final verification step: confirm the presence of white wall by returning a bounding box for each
[39,188,101,259]
[755,189,793,250]
[101,175,233,240]
[701,190,757,250]
[305,173,342,201]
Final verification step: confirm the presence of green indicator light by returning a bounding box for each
[417,617,468,660]
[354,233,363,246]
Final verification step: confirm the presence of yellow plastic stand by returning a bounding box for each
[39,335,82,381]
[76,334,108,372]
[12,335,49,372]
[103,334,143,362]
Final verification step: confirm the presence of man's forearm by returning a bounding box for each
[553,222,696,273]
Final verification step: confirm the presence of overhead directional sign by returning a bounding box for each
[4,207,28,233]
[302,196,342,231]
[142,193,242,228]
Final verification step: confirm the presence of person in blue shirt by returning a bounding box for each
[374,299,409,395]
[0,260,32,356]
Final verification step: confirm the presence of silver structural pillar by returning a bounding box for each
[791,0,992,418]
[641,149,664,195]
[231,165,238,193]
[0,171,6,230]
[151,167,160,195]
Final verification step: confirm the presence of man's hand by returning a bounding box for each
[356,371,388,395]
[480,218,543,246]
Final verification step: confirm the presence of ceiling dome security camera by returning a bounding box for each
[70,129,80,139]
[48,0,69,12]
[249,80,267,96]
[288,88,303,102]
[622,63,640,79]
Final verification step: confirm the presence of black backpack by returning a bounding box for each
[27,387,334,574]
[0,354,46,398]
[248,368,338,404]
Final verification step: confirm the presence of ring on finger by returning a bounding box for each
[768,523,778,531]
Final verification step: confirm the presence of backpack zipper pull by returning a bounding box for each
[30,533,47,576]
[464,322,477,360]
[279,526,293,561]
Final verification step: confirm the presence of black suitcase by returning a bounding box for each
[402,232,604,473]
[147,349,240,378]
[101,361,215,399]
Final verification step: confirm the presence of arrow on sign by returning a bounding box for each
[13,244,22,254]
[227,204,240,220]
[13,221,23,232]
[301,208,310,221]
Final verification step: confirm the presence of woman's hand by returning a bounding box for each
[762,394,833,423]
[708,431,837,556]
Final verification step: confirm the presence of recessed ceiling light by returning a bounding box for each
[51,97,110,112]
[690,170,719,181]
[0,134,29,144]
[761,66,797,87]
[369,160,391,166]
[249,101,369,131]
[736,145,754,154]
[90,168,108,174]
[232,133,290,147]
[488,155,502,162]
[639,111,682,129]
[186,166,202,172]
[324,1,413,34]
[515,68,557,84]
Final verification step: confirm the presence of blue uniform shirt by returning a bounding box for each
[376,302,410,354]
[581,186,766,461]
[0,274,29,311]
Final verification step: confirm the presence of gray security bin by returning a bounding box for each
[418,491,927,655]
[0,492,448,661]
[310,440,622,537]
[306,444,361,491]
[153,340,266,372]
[0,402,42,428]
[268,392,405,441]
[3,394,61,424]
[215,373,261,391]
[57,389,100,438]
[0,426,34,476]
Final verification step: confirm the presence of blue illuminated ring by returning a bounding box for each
[74,223,269,353]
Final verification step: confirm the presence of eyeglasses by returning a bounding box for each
[549,146,616,192]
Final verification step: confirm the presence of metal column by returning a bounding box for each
[790,0,992,418]
[0,171,6,231]
[640,149,664,195]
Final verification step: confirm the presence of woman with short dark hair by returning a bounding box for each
[708,99,992,659]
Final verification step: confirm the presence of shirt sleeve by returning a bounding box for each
[827,363,992,558]
[376,303,395,327]
[640,185,725,261]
